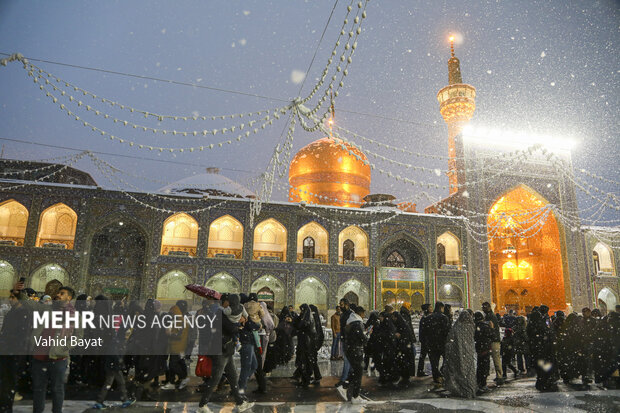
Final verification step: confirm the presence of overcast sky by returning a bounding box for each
[0,0,617,221]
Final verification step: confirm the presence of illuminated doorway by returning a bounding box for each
[488,186,567,313]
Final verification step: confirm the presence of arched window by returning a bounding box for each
[593,243,615,275]
[0,200,29,246]
[437,243,446,268]
[437,232,460,267]
[36,203,77,249]
[297,221,328,263]
[161,213,198,256]
[386,251,405,268]
[251,275,286,309]
[303,236,315,259]
[253,219,287,261]
[338,226,369,265]
[208,215,244,259]
[295,277,327,313]
[343,239,355,262]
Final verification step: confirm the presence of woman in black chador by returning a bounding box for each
[390,311,416,387]
[527,310,558,392]
[263,307,294,374]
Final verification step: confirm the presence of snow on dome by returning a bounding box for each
[158,167,255,198]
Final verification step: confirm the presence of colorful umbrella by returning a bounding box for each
[185,284,222,300]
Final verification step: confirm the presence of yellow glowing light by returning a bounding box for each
[449,36,455,42]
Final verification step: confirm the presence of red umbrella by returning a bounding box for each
[185,284,222,300]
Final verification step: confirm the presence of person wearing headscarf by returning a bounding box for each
[513,316,530,376]
[337,305,367,404]
[130,299,165,401]
[374,311,397,386]
[263,306,295,374]
[417,303,431,377]
[363,311,380,374]
[555,312,583,384]
[309,304,325,385]
[444,310,476,398]
[527,309,558,392]
[597,311,620,388]
[292,304,315,387]
[237,301,262,394]
[259,301,275,367]
[443,304,454,328]
[390,311,416,387]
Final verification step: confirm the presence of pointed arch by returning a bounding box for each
[205,272,240,294]
[0,199,29,246]
[295,276,327,313]
[251,275,286,310]
[488,185,567,312]
[0,261,16,297]
[253,218,287,261]
[338,278,369,309]
[338,226,369,265]
[157,270,193,303]
[161,213,198,256]
[593,242,615,275]
[30,263,67,293]
[297,221,328,263]
[36,203,77,249]
[597,288,618,315]
[208,215,243,259]
[437,231,461,268]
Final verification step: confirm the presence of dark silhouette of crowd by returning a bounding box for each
[1,278,620,412]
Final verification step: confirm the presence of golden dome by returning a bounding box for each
[288,137,371,208]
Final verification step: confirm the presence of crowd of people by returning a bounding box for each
[1,278,619,413]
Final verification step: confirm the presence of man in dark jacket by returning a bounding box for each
[198,294,253,413]
[474,311,493,392]
[337,306,367,404]
[336,298,352,389]
[423,301,450,385]
[417,304,431,377]
[482,302,504,384]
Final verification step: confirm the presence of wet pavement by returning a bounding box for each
[11,359,620,412]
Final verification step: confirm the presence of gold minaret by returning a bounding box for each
[437,36,476,195]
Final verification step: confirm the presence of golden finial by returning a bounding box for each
[449,35,455,58]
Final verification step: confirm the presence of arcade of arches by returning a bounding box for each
[36,203,77,249]
[488,186,567,313]
[161,213,198,256]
